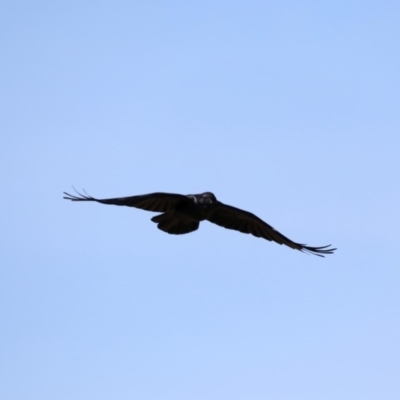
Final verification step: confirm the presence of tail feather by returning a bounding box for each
[151,213,199,235]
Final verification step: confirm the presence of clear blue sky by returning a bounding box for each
[1,1,399,399]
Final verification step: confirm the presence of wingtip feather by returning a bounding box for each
[301,244,337,257]
[63,188,94,201]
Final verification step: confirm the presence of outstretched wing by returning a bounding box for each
[63,189,190,213]
[207,202,336,257]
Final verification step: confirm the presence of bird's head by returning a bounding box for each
[200,192,217,205]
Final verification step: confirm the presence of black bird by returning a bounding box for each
[63,189,336,257]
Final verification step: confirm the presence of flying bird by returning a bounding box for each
[63,189,336,257]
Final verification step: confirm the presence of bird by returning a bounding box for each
[63,189,336,257]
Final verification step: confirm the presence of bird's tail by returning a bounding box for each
[151,213,199,235]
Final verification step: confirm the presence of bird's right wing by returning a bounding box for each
[63,189,190,212]
[207,201,336,257]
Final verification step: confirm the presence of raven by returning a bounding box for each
[63,189,336,257]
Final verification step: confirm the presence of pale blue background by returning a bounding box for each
[1,1,399,399]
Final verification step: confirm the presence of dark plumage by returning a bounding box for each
[63,189,336,257]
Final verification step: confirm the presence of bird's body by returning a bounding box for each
[63,190,336,257]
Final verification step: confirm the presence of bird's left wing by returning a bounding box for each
[63,189,190,213]
[207,201,335,257]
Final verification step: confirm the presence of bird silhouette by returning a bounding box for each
[64,189,336,257]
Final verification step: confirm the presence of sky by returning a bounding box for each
[1,1,399,399]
